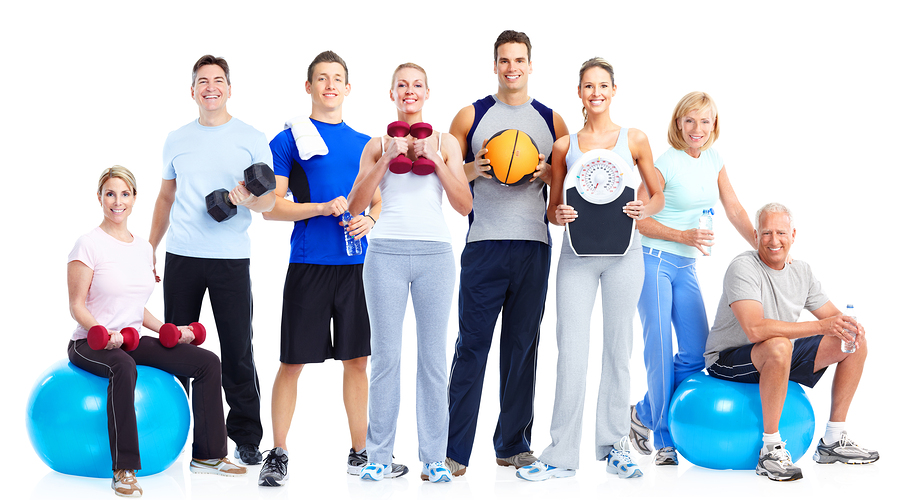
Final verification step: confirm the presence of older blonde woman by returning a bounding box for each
[629,92,756,467]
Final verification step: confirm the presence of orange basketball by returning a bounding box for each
[484,129,540,186]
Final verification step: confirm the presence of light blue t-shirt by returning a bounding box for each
[641,147,723,258]
[162,117,273,259]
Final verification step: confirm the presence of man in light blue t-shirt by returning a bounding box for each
[149,54,275,466]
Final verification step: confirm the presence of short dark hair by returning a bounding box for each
[192,55,230,86]
[494,30,532,62]
[307,51,349,84]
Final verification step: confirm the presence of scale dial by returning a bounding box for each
[574,155,626,204]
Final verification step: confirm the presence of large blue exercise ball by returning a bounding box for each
[26,360,190,478]
[668,373,815,470]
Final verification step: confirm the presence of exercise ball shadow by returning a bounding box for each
[669,373,814,470]
[26,360,190,478]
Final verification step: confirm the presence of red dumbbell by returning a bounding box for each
[409,122,436,175]
[87,325,140,351]
[387,121,413,174]
[159,322,207,348]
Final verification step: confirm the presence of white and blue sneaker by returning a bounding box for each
[360,463,387,481]
[516,460,576,481]
[607,437,643,479]
[420,461,452,483]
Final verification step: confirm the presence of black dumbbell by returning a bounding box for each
[206,162,276,222]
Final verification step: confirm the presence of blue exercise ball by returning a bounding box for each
[26,360,190,478]
[668,373,815,470]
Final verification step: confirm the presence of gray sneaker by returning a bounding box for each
[654,446,678,466]
[445,457,467,476]
[756,443,803,482]
[813,432,879,464]
[258,448,289,487]
[496,451,536,468]
[629,405,652,455]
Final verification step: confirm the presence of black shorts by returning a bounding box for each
[707,335,827,388]
[280,263,371,364]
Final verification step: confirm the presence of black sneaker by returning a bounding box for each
[235,443,263,466]
[347,448,408,478]
[258,448,289,487]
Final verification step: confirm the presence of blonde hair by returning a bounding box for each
[578,57,615,122]
[97,165,137,196]
[391,62,428,89]
[667,91,719,152]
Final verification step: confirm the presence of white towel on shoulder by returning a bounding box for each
[285,116,328,160]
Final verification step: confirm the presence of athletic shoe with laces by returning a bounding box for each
[258,448,289,487]
[812,432,879,464]
[360,462,386,481]
[629,405,652,455]
[756,443,803,481]
[496,451,537,468]
[516,460,576,481]
[112,469,142,497]
[445,457,467,476]
[607,436,643,479]
[190,457,247,476]
[654,446,679,466]
[234,443,263,465]
[350,449,409,478]
[420,461,452,482]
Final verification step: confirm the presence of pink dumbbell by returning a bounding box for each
[409,122,435,175]
[387,121,413,174]
[87,325,140,351]
[159,322,207,348]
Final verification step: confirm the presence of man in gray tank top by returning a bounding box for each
[445,30,568,476]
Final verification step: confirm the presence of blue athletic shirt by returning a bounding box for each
[270,119,370,265]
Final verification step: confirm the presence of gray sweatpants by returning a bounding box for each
[363,239,455,465]
[540,233,643,469]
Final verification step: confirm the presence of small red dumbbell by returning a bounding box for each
[87,325,140,351]
[387,121,412,174]
[159,322,207,348]
[409,122,435,175]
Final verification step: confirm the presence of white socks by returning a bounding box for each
[823,421,846,445]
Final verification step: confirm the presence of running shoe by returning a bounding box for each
[258,448,289,487]
[190,457,247,476]
[420,461,452,483]
[629,405,652,455]
[756,443,803,481]
[607,436,643,479]
[516,460,576,481]
[445,457,467,476]
[813,432,879,464]
[112,469,142,498]
[350,449,409,477]
[654,446,678,466]
[496,451,536,468]
[234,443,263,465]
[360,463,386,481]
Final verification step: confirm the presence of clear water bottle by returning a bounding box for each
[841,304,857,354]
[342,211,362,256]
[699,208,714,255]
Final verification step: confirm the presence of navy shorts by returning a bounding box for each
[280,263,371,364]
[707,335,827,388]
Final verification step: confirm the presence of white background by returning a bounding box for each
[3,1,897,498]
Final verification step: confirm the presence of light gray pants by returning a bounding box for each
[363,239,455,465]
[540,233,643,469]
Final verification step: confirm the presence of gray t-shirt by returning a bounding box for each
[704,251,829,367]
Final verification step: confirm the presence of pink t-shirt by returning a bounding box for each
[68,227,155,340]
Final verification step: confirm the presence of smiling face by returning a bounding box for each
[98,176,135,226]
[578,66,616,116]
[678,108,715,157]
[306,61,350,114]
[191,64,231,114]
[755,211,795,270]
[390,67,429,115]
[494,42,532,92]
